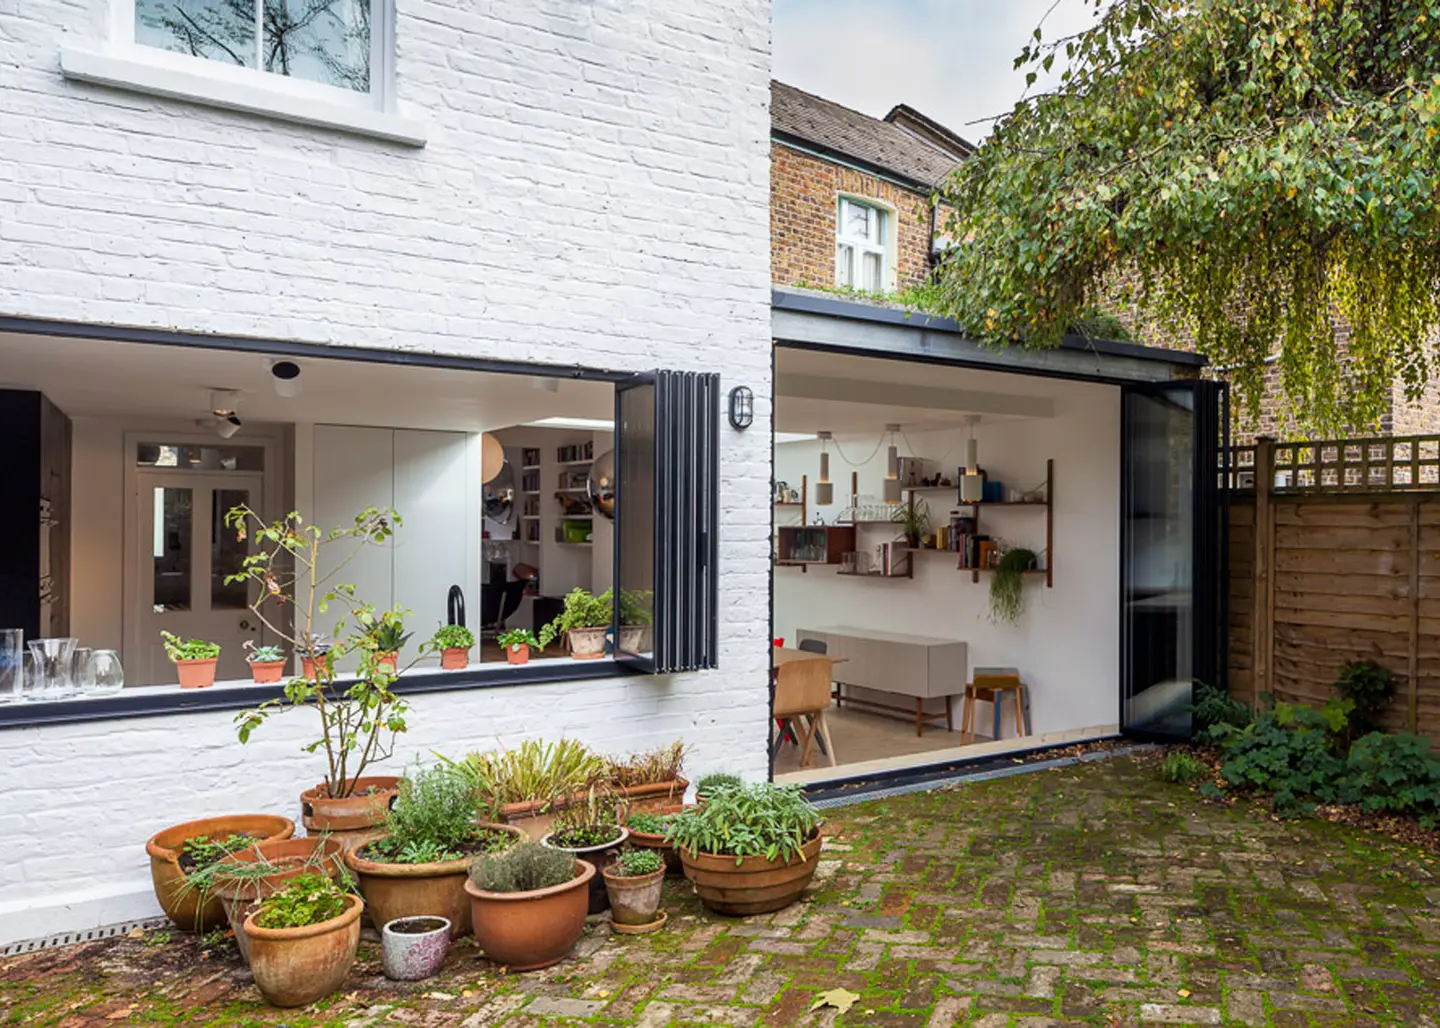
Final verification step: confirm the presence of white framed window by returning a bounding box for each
[836,197,892,292]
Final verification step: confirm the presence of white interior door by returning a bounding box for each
[133,471,265,686]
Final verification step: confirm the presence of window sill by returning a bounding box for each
[59,46,428,148]
[0,658,631,729]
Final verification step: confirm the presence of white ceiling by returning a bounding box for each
[0,331,614,431]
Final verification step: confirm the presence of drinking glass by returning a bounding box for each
[70,647,93,692]
[84,650,125,698]
[28,637,77,699]
[0,629,21,704]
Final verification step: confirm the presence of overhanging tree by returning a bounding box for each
[924,0,1440,433]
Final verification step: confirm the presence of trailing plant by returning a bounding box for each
[370,617,412,655]
[160,632,220,662]
[666,782,821,865]
[1159,750,1209,785]
[428,624,475,652]
[537,588,613,649]
[1191,681,1254,743]
[243,641,285,665]
[694,772,743,799]
[618,589,653,627]
[891,499,931,545]
[625,811,673,835]
[988,548,1037,624]
[608,741,688,789]
[548,784,623,849]
[371,762,481,862]
[469,841,575,893]
[496,628,539,652]
[438,739,607,816]
[1334,660,1397,739]
[225,505,410,799]
[253,872,347,930]
[1336,732,1440,829]
[614,849,663,877]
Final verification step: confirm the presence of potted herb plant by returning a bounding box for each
[160,631,221,689]
[892,499,931,549]
[617,588,653,653]
[244,641,287,684]
[497,627,539,665]
[371,616,412,674]
[145,814,295,931]
[440,739,607,840]
[243,873,362,1008]
[539,786,628,914]
[463,842,593,971]
[225,505,410,849]
[603,848,666,932]
[536,587,612,659]
[344,762,522,938]
[694,772,742,801]
[668,781,823,915]
[989,546,1039,624]
[623,809,685,876]
[607,740,689,812]
[428,624,475,670]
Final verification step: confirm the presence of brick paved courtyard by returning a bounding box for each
[4,754,1439,1027]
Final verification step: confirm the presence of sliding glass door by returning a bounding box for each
[1120,380,1226,740]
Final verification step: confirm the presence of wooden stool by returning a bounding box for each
[960,673,1032,744]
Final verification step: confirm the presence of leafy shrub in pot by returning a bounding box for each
[623,808,684,876]
[667,781,822,915]
[537,587,612,659]
[463,842,593,970]
[161,631,221,689]
[497,628,539,665]
[427,623,475,670]
[243,873,362,1008]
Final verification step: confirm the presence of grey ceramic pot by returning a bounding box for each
[380,915,451,981]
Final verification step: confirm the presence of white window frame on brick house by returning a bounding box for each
[59,0,425,146]
[835,196,895,293]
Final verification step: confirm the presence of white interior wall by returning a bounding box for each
[773,379,1121,738]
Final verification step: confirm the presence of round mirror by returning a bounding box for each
[588,449,616,520]
[483,460,515,525]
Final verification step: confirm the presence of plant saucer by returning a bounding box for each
[611,910,667,936]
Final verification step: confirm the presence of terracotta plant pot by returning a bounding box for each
[175,657,219,689]
[381,916,451,981]
[501,796,572,841]
[249,660,286,684]
[506,643,530,665]
[145,814,295,932]
[300,654,331,680]
[602,864,665,926]
[566,626,608,660]
[618,625,651,653]
[440,647,469,670]
[376,652,398,674]
[212,836,346,966]
[300,776,400,851]
[540,827,629,914]
[678,831,823,916]
[463,859,594,971]
[344,823,523,938]
[624,804,686,877]
[617,778,689,816]
[244,893,363,1008]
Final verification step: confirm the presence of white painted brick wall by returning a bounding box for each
[0,0,774,944]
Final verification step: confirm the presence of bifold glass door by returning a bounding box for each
[1120,380,1226,739]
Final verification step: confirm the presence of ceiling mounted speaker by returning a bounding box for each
[480,433,505,484]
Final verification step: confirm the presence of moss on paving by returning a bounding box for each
[3,756,1439,1026]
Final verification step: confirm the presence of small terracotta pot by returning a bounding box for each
[463,859,593,971]
[506,643,530,665]
[249,660,286,684]
[244,893,362,1008]
[567,627,608,659]
[301,654,331,680]
[345,823,523,938]
[679,831,823,916]
[440,647,469,670]
[175,657,219,689]
[212,836,346,965]
[603,864,665,926]
[145,814,295,932]
[540,827,629,914]
[300,776,399,851]
[381,916,451,981]
[624,804,686,877]
[375,652,398,674]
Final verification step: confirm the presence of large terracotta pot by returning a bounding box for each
[344,823,523,938]
[244,893,363,1008]
[212,836,346,965]
[540,827,628,914]
[678,831,823,916]
[566,627,607,659]
[624,805,686,877]
[146,815,295,932]
[175,657,218,689]
[616,778,689,816]
[463,859,593,971]
[300,776,399,851]
[602,864,665,926]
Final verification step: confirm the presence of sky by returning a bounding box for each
[772,0,1103,142]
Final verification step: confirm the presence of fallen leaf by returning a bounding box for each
[425,991,455,1001]
[810,988,861,1015]
[1178,988,1191,998]
[107,1007,135,1020]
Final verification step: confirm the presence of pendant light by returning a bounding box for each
[883,423,902,504]
[961,416,984,502]
[815,431,834,505]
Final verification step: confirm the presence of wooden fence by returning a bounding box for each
[1228,435,1440,740]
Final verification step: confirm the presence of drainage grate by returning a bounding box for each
[1,917,170,957]
[809,744,1155,810]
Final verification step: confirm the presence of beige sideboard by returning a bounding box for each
[795,626,967,736]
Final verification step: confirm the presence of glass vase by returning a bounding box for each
[85,650,126,698]
[28,637,77,700]
[0,630,21,704]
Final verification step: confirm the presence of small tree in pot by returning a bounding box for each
[537,587,612,659]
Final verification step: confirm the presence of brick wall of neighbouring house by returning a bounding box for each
[771,142,935,292]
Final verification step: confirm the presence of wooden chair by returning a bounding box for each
[960,672,1032,744]
[773,653,837,767]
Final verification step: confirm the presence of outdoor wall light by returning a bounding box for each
[270,359,302,398]
[815,431,834,505]
[728,385,754,430]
